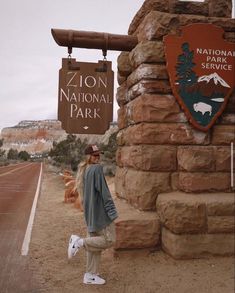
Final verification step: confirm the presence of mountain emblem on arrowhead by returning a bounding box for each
[164,24,235,131]
[187,72,230,102]
[198,72,230,88]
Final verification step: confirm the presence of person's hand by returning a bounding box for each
[113,218,119,224]
[71,186,77,194]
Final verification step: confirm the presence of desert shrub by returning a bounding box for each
[18,150,30,161]
[49,135,88,171]
[7,148,18,160]
[99,131,118,164]
[0,139,5,159]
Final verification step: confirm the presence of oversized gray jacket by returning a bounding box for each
[83,164,118,232]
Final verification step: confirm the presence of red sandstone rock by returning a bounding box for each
[117,72,127,86]
[116,82,128,106]
[177,146,215,172]
[156,192,235,234]
[127,64,168,88]
[127,80,172,100]
[115,167,171,210]
[220,114,235,125]
[115,219,160,249]
[169,0,209,16]
[225,90,235,113]
[208,0,232,17]
[207,216,235,233]
[197,193,235,216]
[179,172,232,192]
[128,0,170,35]
[129,41,165,68]
[114,167,127,200]
[212,125,235,145]
[156,192,207,234]
[207,16,235,31]
[136,10,234,42]
[117,123,210,146]
[117,107,127,130]
[1,120,66,154]
[224,31,235,42]
[171,172,179,191]
[114,196,160,249]
[116,145,177,171]
[137,11,181,41]
[117,95,182,129]
[126,94,187,123]
[162,227,234,259]
[215,146,233,171]
[112,181,161,250]
[117,52,132,77]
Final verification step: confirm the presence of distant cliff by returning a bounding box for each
[0,120,118,154]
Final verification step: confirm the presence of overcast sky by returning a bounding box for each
[0,0,144,132]
[0,0,234,133]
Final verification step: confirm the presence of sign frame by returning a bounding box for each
[58,58,114,134]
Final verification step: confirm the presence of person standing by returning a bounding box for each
[68,144,118,285]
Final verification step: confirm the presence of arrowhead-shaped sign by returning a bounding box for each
[164,24,235,131]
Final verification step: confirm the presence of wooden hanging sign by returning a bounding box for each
[58,58,114,134]
[164,24,235,131]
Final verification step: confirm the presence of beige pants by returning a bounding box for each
[83,222,116,274]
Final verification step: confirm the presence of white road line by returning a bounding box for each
[21,163,43,256]
[0,162,25,169]
[0,163,33,178]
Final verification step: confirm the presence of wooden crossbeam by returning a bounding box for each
[51,28,138,52]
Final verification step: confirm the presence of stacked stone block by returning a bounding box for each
[157,192,234,258]
[115,0,234,257]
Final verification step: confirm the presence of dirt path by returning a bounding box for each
[29,164,234,293]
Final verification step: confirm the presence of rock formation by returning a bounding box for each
[0,120,118,154]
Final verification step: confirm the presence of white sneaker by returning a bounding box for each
[68,234,81,259]
[83,273,106,285]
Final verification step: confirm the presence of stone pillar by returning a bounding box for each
[116,0,234,210]
[115,0,235,257]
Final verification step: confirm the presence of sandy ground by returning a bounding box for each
[29,164,235,293]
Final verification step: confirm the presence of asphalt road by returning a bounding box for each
[0,162,42,293]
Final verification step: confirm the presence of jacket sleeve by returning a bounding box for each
[95,165,118,221]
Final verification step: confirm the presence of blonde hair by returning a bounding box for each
[75,155,92,200]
